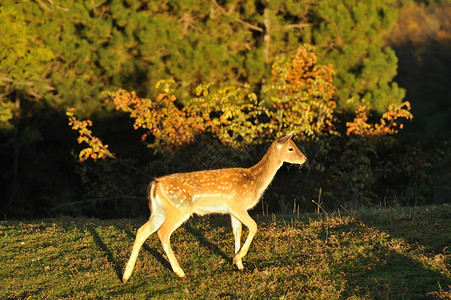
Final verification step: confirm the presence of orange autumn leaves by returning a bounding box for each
[111,80,208,149]
[346,100,413,136]
[66,108,114,161]
[67,45,412,162]
[275,45,335,100]
[269,45,337,138]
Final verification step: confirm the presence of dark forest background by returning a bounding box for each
[0,0,449,218]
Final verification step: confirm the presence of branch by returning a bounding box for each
[263,8,271,63]
[285,23,310,30]
[211,0,263,32]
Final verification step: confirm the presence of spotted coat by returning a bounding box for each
[156,168,256,209]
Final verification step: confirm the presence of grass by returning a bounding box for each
[1,205,450,299]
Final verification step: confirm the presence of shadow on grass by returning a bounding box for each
[86,225,124,281]
[357,206,451,256]
[184,221,231,263]
[337,224,448,298]
[309,209,451,299]
[350,206,451,298]
[88,220,180,282]
[114,218,232,279]
[247,211,450,299]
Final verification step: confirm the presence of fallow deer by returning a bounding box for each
[122,132,307,282]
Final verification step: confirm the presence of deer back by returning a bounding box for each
[154,168,259,214]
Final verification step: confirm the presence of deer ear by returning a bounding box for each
[276,132,294,147]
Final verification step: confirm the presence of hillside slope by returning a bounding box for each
[1,205,450,299]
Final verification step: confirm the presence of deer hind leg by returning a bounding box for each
[231,215,244,270]
[231,210,257,267]
[122,211,166,283]
[157,209,191,277]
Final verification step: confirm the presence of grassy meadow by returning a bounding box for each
[1,205,450,299]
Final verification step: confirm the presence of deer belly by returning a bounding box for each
[192,203,230,216]
[191,193,232,215]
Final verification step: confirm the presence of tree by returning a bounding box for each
[0,3,54,129]
[1,0,414,216]
[303,0,405,113]
[0,3,54,212]
[8,0,404,113]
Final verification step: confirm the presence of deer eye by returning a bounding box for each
[288,148,294,151]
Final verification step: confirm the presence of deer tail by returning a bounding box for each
[147,180,158,213]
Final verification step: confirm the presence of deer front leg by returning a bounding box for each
[231,210,257,266]
[231,215,244,270]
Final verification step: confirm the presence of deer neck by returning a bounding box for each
[249,145,283,198]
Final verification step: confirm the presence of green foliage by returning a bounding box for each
[5,0,403,113]
[0,100,14,130]
[0,2,54,129]
[304,0,404,112]
[264,45,338,139]
[1,0,447,218]
[192,83,270,148]
[66,44,420,215]
[103,44,339,152]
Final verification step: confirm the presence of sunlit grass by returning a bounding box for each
[1,205,449,299]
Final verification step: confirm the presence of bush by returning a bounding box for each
[62,45,425,217]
